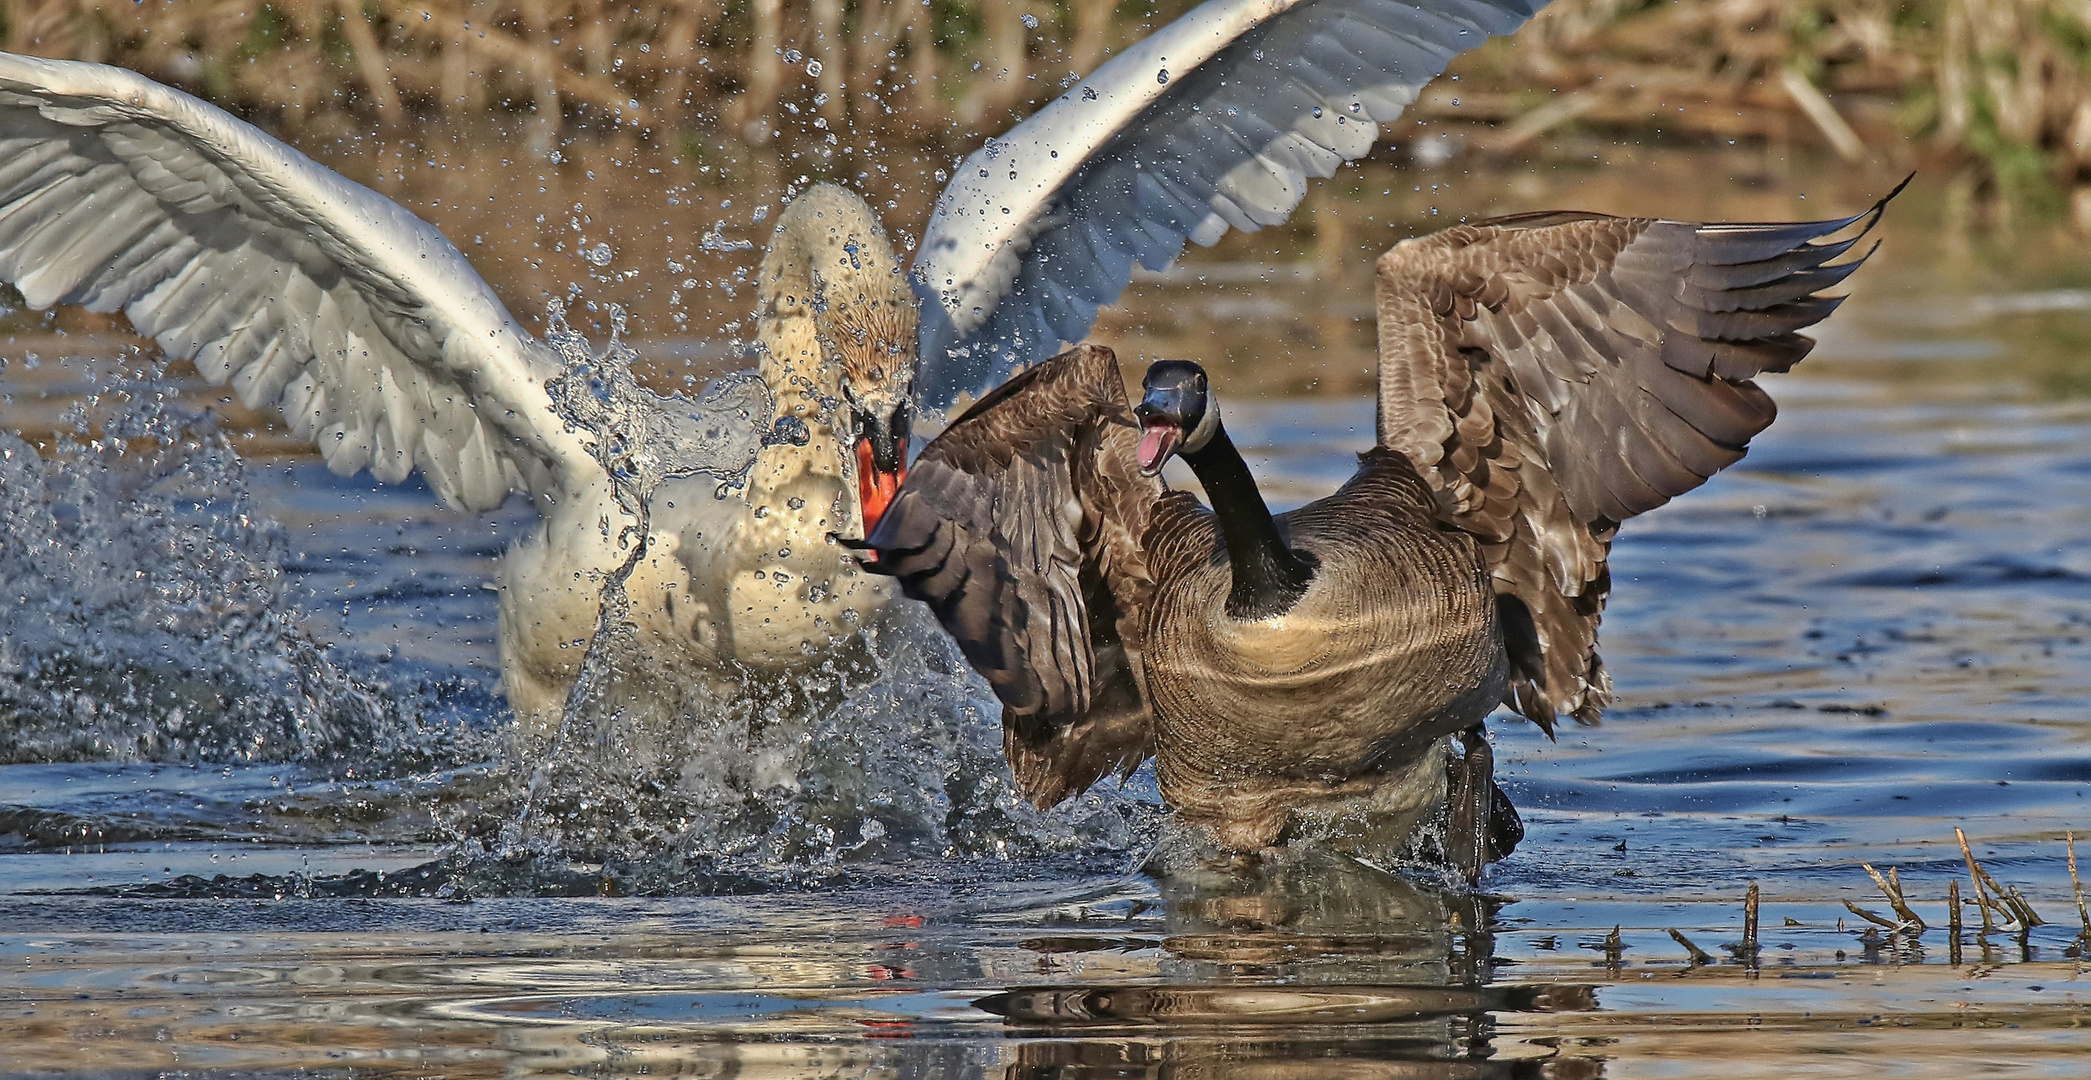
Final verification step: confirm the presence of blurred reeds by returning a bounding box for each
[4,0,2087,220]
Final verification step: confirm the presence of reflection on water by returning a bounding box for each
[3,145,2091,1074]
[5,866,2087,1078]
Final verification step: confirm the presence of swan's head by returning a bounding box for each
[1134,360,1219,476]
[814,273,916,533]
[761,184,920,531]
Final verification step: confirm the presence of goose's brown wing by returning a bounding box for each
[1375,187,1894,732]
[860,344,1162,806]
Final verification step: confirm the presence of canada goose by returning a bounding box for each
[861,193,1891,873]
[0,0,1552,738]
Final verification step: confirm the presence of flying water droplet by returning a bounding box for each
[585,242,613,267]
[1156,68,1169,85]
[699,228,754,253]
[1020,12,1037,28]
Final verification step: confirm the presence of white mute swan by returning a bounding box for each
[0,0,1549,732]
[496,184,916,732]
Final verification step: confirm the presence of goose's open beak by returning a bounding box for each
[853,402,910,532]
[1136,421,1180,477]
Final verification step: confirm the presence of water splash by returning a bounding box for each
[443,602,1160,890]
[542,299,772,519]
[0,358,483,771]
[0,324,1161,889]
[460,305,1162,890]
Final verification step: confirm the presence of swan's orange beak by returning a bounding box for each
[855,437,906,533]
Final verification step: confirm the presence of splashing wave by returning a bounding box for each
[0,359,484,770]
[0,343,1159,890]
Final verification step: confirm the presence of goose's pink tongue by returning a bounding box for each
[1136,424,1180,474]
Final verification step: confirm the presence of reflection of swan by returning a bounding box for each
[0,0,1551,726]
[864,197,1886,868]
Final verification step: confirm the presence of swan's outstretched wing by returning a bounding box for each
[1373,187,1894,731]
[913,0,1547,408]
[0,52,600,511]
[860,344,1161,806]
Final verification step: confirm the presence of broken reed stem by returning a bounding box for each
[1862,862,1927,929]
[1953,826,2048,930]
[1843,898,1901,930]
[2071,832,2090,941]
[1957,827,1999,932]
[1669,928,1715,964]
[1948,878,1964,965]
[2005,886,2047,928]
[1743,882,1760,956]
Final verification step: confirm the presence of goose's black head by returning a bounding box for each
[1134,360,1220,476]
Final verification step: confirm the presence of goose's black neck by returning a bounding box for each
[1180,420,1318,619]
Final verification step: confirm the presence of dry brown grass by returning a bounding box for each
[4,1,2086,217]
[0,0,1167,149]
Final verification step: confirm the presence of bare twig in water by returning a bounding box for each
[1948,878,1964,966]
[1843,899,1901,930]
[1862,862,1928,929]
[1958,827,2001,932]
[2071,832,2090,942]
[1669,928,1715,965]
[1955,827,2047,930]
[2005,886,2047,928]
[1728,883,1762,968]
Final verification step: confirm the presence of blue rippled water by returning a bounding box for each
[3,163,2089,1076]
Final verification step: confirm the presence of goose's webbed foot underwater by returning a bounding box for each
[1446,727,1524,883]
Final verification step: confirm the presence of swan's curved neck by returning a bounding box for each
[755,238,844,407]
[1180,420,1317,619]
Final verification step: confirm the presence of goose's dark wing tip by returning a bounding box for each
[1880,171,1917,211]
[1836,171,1911,251]
[1696,172,1907,265]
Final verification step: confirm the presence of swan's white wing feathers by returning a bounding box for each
[915,0,1546,407]
[0,52,596,510]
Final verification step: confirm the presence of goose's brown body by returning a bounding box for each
[1142,454,1505,848]
[863,191,1895,868]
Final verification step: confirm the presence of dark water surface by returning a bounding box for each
[4,149,2091,1076]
